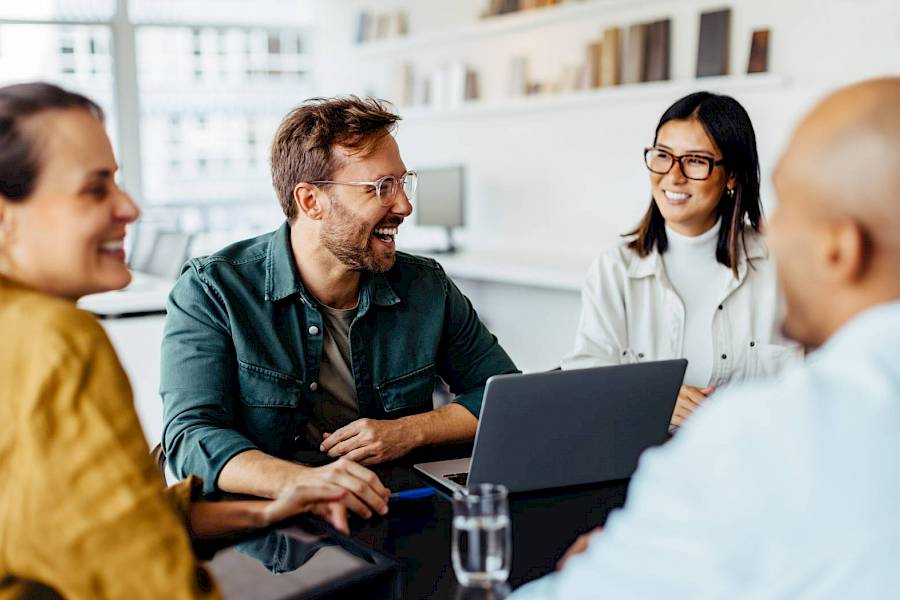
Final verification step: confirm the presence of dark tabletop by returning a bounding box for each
[208,444,629,600]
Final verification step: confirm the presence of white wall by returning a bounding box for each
[296,0,899,372]
[310,0,900,257]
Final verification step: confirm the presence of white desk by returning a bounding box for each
[419,248,591,292]
[78,272,173,318]
[413,248,591,372]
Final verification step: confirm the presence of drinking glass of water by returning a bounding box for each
[451,483,512,587]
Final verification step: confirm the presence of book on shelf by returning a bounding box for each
[465,69,480,101]
[747,29,770,73]
[356,10,408,43]
[586,41,603,88]
[375,13,392,40]
[696,8,731,77]
[623,23,647,85]
[484,0,567,17]
[355,12,370,44]
[501,0,521,14]
[643,19,671,82]
[600,26,621,87]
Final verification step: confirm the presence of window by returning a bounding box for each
[0,0,314,247]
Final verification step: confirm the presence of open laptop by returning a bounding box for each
[415,360,686,493]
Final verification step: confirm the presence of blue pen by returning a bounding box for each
[389,486,437,501]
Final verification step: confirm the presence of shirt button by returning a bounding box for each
[721,354,728,360]
[309,382,318,392]
[308,325,320,335]
[638,353,645,359]
[749,341,756,347]
[718,305,724,310]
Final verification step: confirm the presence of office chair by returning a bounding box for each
[127,225,160,272]
[150,443,168,487]
[142,230,193,280]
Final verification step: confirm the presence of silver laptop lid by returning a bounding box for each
[465,360,686,492]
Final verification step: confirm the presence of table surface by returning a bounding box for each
[208,445,629,599]
[77,271,173,317]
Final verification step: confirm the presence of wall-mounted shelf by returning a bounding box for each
[397,73,787,121]
[353,0,667,58]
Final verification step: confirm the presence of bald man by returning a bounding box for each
[511,77,900,599]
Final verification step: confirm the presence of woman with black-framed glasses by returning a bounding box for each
[563,91,802,429]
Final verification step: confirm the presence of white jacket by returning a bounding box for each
[563,229,802,387]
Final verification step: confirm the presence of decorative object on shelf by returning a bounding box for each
[696,8,731,77]
[356,10,408,44]
[391,63,416,107]
[509,56,530,96]
[747,29,770,73]
[643,19,671,82]
[623,22,648,84]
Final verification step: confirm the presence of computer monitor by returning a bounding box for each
[414,165,465,253]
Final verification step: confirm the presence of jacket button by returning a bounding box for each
[309,382,318,392]
[721,354,728,360]
[750,341,756,347]
[638,353,644,359]
[308,325,320,335]
[718,304,723,310]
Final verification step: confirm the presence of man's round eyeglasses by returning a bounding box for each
[643,147,725,181]
[311,170,418,207]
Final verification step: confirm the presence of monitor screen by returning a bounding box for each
[414,166,465,228]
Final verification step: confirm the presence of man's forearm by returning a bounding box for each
[399,403,478,448]
[216,449,311,499]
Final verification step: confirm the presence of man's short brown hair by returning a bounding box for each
[270,96,400,222]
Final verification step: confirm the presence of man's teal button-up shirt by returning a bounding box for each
[160,222,518,493]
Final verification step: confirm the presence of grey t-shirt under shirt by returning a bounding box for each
[304,302,360,449]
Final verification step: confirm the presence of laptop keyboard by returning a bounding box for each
[444,472,468,486]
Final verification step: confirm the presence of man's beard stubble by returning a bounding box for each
[320,197,396,273]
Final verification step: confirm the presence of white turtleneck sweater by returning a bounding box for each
[662,220,734,387]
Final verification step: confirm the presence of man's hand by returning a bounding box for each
[320,418,422,465]
[556,527,603,571]
[291,457,391,520]
[671,385,715,428]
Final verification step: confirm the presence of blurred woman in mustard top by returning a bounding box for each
[0,83,351,600]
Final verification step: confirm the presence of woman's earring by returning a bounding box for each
[727,187,735,198]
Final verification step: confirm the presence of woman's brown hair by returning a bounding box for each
[0,82,104,202]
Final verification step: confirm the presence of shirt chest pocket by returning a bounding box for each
[236,363,303,451]
[751,343,803,379]
[375,364,436,414]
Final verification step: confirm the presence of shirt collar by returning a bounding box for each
[264,221,400,307]
[626,227,769,281]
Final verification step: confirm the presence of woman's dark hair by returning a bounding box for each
[626,91,763,276]
[0,82,104,202]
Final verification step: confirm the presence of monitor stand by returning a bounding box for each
[423,226,458,255]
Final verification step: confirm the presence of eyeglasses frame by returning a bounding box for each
[643,147,726,181]
[310,170,418,207]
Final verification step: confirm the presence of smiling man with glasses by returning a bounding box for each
[160,97,517,521]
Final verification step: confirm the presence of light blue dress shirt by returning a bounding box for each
[512,301,900,599]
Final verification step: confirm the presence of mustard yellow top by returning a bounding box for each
[0,276,219,599]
